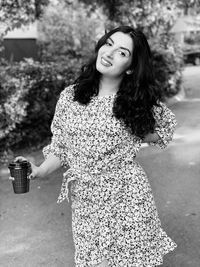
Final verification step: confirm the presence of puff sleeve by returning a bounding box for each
[148,102,177,149]
[42,86,73,168]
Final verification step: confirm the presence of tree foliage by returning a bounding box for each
[38,0,106,62]
[79,0,200,37]
[78,0,180,50]
[80,0,200,20]
[177,0,200,15]
[0,0,49,37]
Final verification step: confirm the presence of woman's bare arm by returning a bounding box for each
[142,132,160,143]
[37,154,61,178]
[14,154,62,179]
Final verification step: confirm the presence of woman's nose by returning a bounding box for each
[105,48,115,58]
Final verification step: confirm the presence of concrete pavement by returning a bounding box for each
[1,66,200,267]
[138,66,200,266]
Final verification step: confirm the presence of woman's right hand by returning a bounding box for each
[9,156,41,180]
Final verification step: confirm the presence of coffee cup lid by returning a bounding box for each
[9,160,30,168]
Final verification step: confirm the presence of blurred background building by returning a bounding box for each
[3,22,38,62]
[171,15,200,44]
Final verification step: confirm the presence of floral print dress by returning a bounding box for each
[43,85,177,267]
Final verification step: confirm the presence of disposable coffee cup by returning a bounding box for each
[8,160,31,194]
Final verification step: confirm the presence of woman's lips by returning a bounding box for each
[101,57,112,67]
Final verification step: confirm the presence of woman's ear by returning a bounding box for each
[126,69,133,75]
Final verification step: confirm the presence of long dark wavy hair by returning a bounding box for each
[73,26,162,138]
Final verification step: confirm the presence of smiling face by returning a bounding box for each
[96,31,134,79]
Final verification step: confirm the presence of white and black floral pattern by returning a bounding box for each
[43,85,177,267]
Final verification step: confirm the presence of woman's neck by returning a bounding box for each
[98,76,122,96]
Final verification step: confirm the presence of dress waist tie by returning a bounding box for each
[57,158,136,203]
[57,167,81,203]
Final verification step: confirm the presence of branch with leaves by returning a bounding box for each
[0,0,49,37]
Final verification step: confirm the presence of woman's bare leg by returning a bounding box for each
[94,259,109,267]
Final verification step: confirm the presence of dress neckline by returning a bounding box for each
[96,92,117,99]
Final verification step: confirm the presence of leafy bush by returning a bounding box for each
[151,37,184,99]
[0,58,80,163]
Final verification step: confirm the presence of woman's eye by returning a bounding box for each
[119,51,127,57]
[105,41,112,46]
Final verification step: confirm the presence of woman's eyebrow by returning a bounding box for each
[108,37,131,55]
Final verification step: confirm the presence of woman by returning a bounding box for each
[14,26,177,266]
